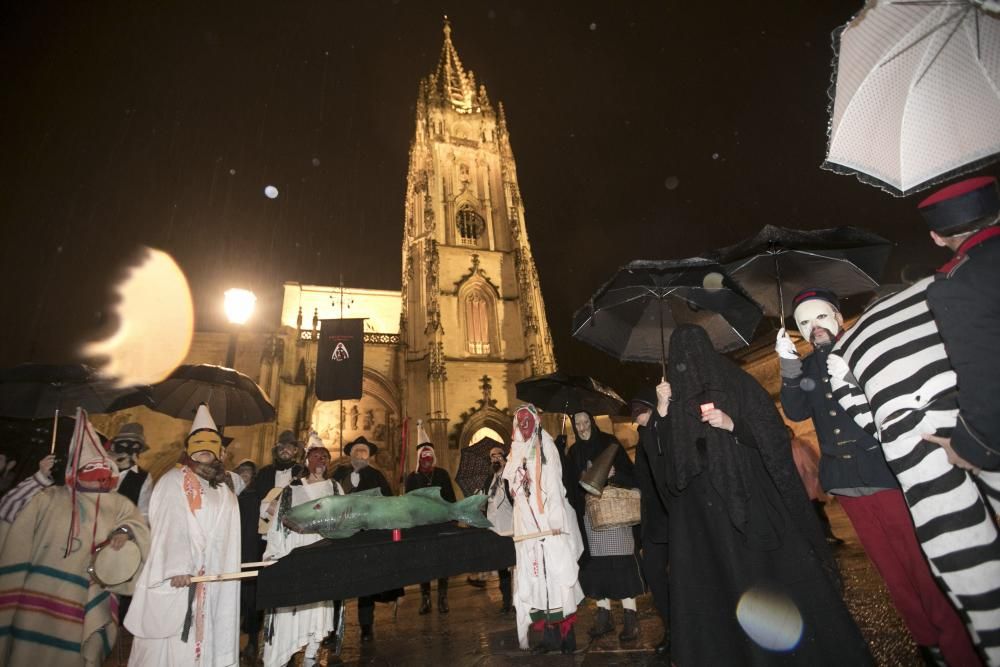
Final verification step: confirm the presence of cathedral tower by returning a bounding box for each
[401,20,555,468]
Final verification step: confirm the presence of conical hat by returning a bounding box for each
[416,419,433,447]
[189,403,219,435]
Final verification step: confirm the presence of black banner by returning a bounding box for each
[315,318,365,401]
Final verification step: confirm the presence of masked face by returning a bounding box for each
[573,413,593,441]
[306,448,330,476]
[188,431,222,458]
[418,449,434,472]
[76,459,117,491]
[110,449,136,471]
[516,408,536,442]
[794,300,843,347]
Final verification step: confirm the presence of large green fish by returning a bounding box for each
[281,486,492,539]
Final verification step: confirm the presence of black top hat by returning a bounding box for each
[345,435,378,457]
[792,287,840,312]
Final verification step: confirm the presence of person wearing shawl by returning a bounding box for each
[565,412,644,642]
[263,439,343,667]
[404,420,457,615]
[125,403,241,667]
[502,404,584,654]
[660,325,872,666]
[0,408,149,667]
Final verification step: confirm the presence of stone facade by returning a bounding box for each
[97,22,556,483]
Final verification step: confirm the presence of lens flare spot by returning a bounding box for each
[736,586,803,652]
[264,185,279,199]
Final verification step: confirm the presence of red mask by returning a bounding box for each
[516,407,536,442]
[418,449,434,474]
[76,460,117,492]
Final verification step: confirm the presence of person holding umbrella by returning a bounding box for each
[125,403,241,667]
[405,422,456,615]
[660,324,872,666]
[922,176,1000,475]
[778,288,980,666]
[565,412,644,643]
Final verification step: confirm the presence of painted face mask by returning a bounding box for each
[516,407,537,442]
[794,299,842,346]
[573,412,593,441]
[76,459,118,492]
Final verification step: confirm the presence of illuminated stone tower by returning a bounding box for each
[400,20,555,468]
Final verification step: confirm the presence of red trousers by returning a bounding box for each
[839,489,982,666]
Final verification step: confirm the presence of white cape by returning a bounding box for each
[125,465,241,667]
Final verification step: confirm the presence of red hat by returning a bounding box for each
[918,176,1000,234]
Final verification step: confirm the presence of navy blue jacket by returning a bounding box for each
[927,228,1000,470]
[780,346,898,493]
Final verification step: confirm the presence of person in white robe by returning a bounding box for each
[502,404,584,654]
[262,441,342,667]
[125,404,241,667]
[483,442,514,613]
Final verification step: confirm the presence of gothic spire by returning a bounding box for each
[430,17,478,114]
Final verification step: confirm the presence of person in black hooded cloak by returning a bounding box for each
[660,324,872,666]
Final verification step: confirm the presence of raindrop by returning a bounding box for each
[736,587,803,652]
[712,153,720,160]
[664,176,680,190]
[799,377,816,392]
[264,185,279,199]
[56,245,63,254]
[229,168,237,176]
[312,158,321,167]
[589,22,597,31]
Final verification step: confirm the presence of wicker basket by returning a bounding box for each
[585,486,641,529]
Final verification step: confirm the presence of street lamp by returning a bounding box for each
[224,288,256,368]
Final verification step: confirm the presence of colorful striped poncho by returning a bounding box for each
[0,486,149,666]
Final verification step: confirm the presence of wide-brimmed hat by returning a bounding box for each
[345,435,378,457]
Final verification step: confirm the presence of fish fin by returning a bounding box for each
[320,528,359,539]
[452,494,492,529]
[406,487,444,499]
[353,488,383,497]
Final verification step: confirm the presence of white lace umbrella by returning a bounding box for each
[824,0,1000,196]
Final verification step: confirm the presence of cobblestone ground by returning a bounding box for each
[107,500,925,666]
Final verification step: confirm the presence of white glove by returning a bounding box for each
[775,328,799,360]
[827,353,850,381]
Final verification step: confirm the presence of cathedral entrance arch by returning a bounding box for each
[310,369,401,472]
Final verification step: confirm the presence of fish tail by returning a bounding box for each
[453,494,491,528]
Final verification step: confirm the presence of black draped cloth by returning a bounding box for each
[255,523,514,609]
[662,325,872,666]
[566,415,645,600]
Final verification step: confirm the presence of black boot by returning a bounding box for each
[418,593,431,615]
[360,624,374,643]
[560,625,577,654]
[438,592,449,614]
[532,623,561,654]
[619,609,639,642]
[588,607,613,638]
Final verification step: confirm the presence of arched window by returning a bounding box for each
[456,204,485,247]
[464,289,492,355]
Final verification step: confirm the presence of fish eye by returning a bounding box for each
[313,503,322,510]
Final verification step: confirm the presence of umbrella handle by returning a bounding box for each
[773,244,786,323]
[50,409,59,455]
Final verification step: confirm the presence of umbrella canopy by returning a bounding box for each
[151,364,276,427]
[455,436,504,498]
[824,0,1000,196]
[711,225,892,320]
[571,259,763,369]
[0,363,153,420]
[515,372,626,416]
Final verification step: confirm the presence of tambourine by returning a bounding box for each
[87,539,142,588]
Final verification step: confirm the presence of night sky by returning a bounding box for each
[2,1,997,395]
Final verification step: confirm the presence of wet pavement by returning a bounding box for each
[107,500,923,666]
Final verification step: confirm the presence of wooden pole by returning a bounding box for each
[50,409,59,454]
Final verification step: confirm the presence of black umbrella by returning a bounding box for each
[152,364,276,427]
[571,258,763,374]
[516,372,626,416]
[455,437,504,498]
[0,363,153,420]
[710,225,891,321]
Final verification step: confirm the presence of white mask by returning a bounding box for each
[794,299,842,346]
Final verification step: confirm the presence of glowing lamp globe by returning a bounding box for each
[224,288,256,325]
